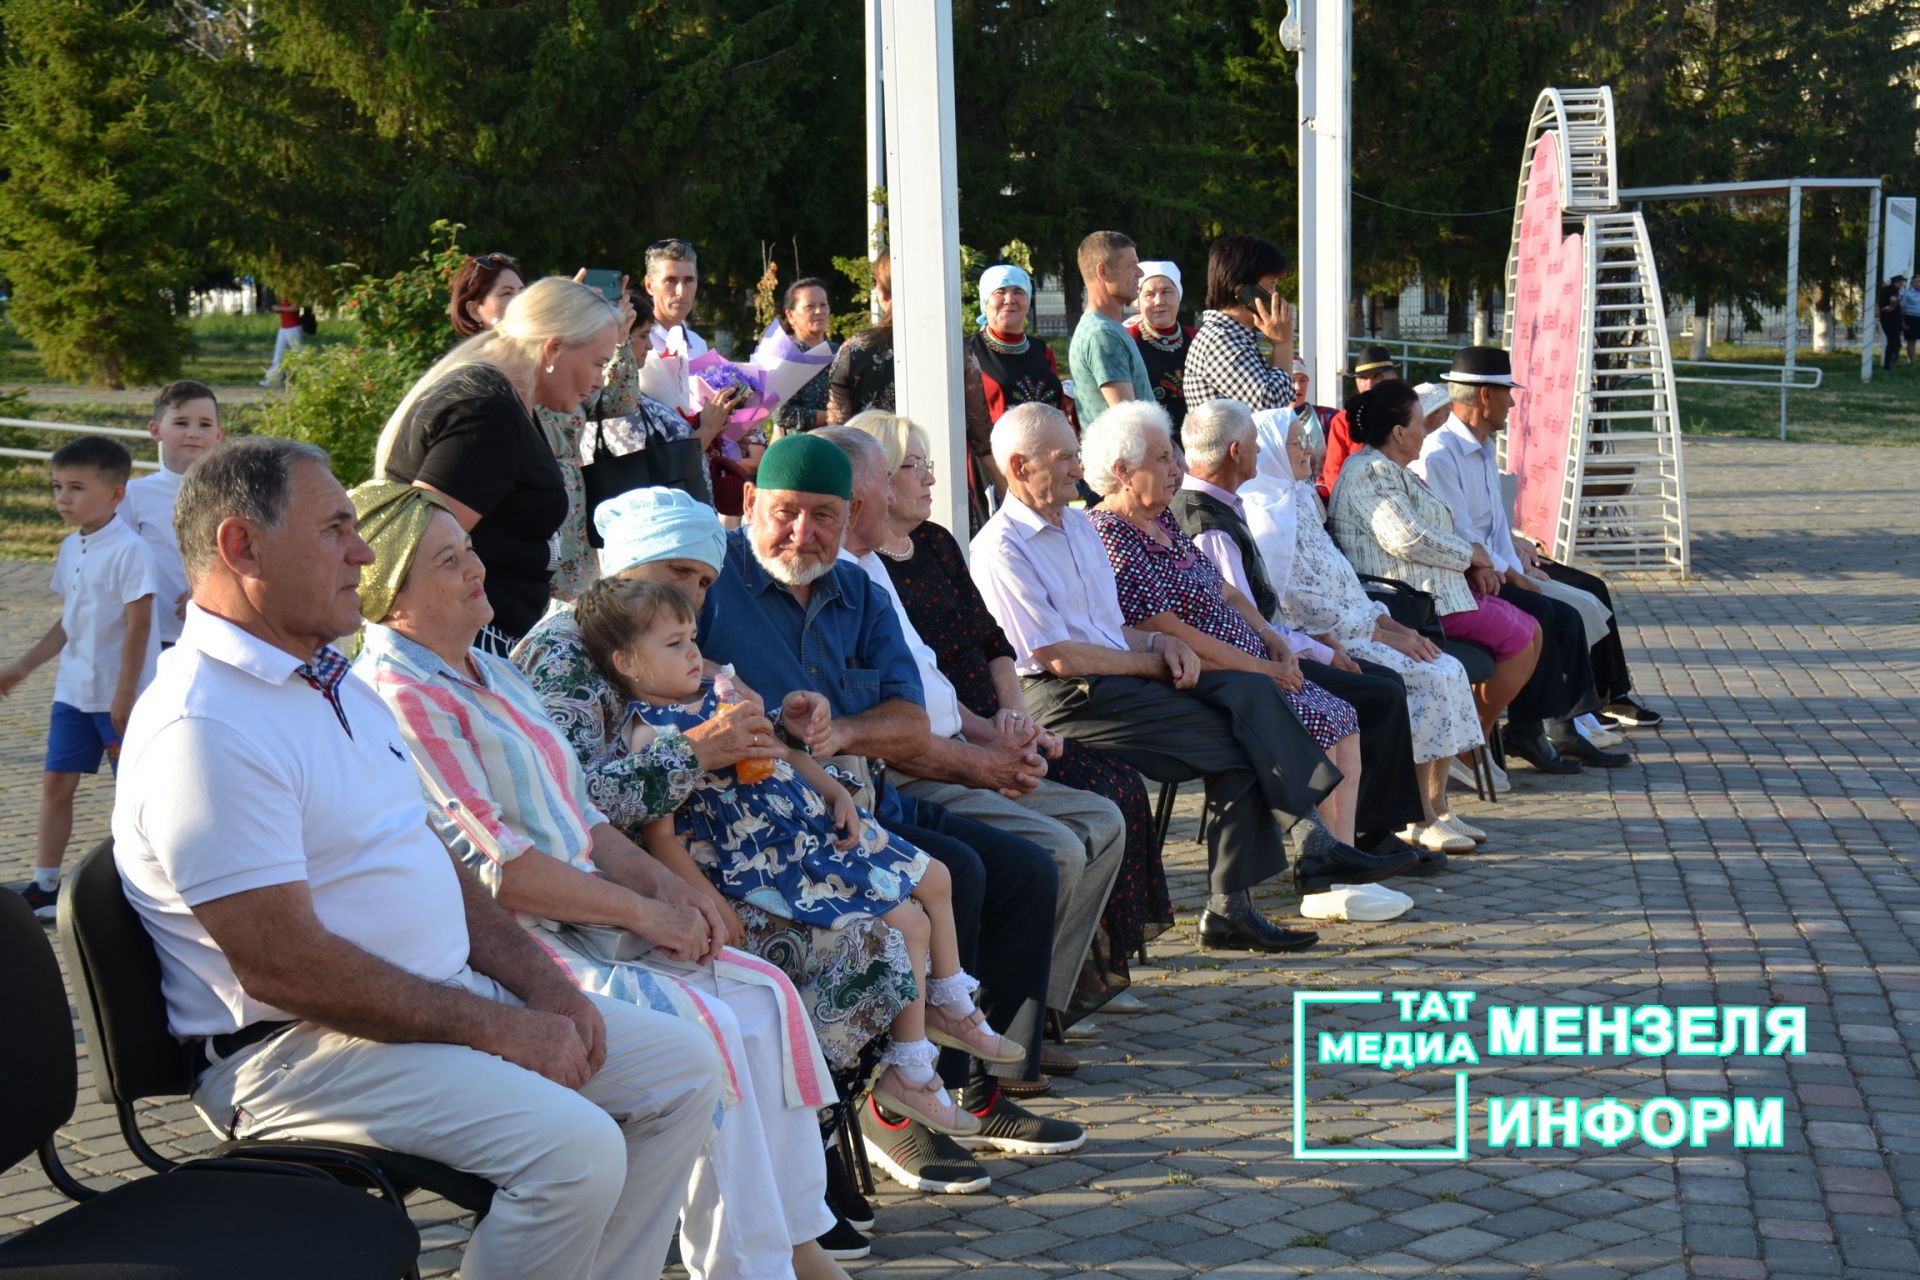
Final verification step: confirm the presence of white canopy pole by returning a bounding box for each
[1782,182,1800,441]
[1284,4,1317,389]
[1305,0,1352,405]
[879,0,969,540]
[863,0,887,324]
[1862,186,1880,384]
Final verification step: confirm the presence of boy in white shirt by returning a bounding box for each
[0,437,159,918]
[122,381,224,646]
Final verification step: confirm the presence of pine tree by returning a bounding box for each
[0,0,198,387]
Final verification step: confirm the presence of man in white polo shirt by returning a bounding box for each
[112,437,722,1280]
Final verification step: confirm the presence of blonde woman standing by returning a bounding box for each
[376,276,622,652]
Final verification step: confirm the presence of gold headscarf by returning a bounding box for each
[347,481,454,625]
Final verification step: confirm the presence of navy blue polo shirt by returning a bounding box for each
[698,528,924,776]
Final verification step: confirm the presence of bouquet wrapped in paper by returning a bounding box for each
[689,322,834,454]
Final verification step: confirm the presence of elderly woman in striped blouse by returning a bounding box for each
[344,480,873,1280]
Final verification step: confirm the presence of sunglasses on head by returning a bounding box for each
[469,252,516,272]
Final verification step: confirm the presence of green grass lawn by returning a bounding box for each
[0,310,360,387]
[1671,344,1920,445]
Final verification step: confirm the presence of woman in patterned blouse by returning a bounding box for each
[513,487,918,1075]
[1179,234,1298,414]
[1081,401,1369,847]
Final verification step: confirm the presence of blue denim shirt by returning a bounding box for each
[699,530,924,820]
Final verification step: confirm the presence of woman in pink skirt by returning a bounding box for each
[1325,381,1540,742]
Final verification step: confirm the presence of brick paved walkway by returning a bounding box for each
[4,437,1918,1278]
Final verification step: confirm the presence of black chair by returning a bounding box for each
[58,841,498,1222]
[0,886,421,1279]
[1356,574,1502,805]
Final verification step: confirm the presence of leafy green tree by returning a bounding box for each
[0,0,199,386]
[260,222,470,484]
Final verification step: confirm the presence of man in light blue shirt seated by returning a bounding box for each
[1413,347,1663,775]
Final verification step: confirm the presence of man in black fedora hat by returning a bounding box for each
[1316,345,1401,497]
[1415,345,1661,776]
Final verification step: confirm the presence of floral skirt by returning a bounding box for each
[731,901,917,1072]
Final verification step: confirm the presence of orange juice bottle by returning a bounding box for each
[714,664,776,784]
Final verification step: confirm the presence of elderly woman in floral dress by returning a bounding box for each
[347,481,873,1280]
[1235,401,1489,850]
[1080,401,1368,844]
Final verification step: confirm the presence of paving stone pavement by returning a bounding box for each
[3,436,1918,1278]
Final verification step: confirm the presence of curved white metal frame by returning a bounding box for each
[1500,86,1690,576]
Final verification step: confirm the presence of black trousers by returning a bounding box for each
[1497,582,1600,725]
[1885,317,1904,369]
[887,790,1057,1089]
[1025,669,1339,895]
[1539,560,1633,705]
[1298,658,1424,838]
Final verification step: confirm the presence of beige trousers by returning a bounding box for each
[192,967,723,1280]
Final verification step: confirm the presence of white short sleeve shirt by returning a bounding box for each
[51,514,159,711]
[121,468,188,645]
[847,548,965,738]
[112,606,471,1036]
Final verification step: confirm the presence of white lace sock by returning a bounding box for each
[880,1036,941,1086]
[925,970,980,1018]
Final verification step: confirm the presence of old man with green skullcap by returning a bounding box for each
[695,435,1069,1145]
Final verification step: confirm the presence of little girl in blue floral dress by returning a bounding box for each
[578,576,1023,1135]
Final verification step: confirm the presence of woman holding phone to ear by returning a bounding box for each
[1180,234,1298,413]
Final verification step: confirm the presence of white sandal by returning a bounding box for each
[1400,821,1474,854]
[1435,812,1488,845]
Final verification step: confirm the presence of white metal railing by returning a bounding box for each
[1668,360,1824,391]
[0,417,162,471]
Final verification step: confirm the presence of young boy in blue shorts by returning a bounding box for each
[0,437,158,919]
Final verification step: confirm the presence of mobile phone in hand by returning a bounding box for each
[581,269,624,303]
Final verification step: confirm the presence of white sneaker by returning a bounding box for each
[1435,812,1487,844]
[1400,821,1475,853]
[1450,754,1511,795]
[1576,713,1624,748]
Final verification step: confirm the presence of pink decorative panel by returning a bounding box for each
[1507,132,1583,559]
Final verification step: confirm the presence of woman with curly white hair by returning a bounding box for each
[377,276,622,653]
[1080,402,1431,854]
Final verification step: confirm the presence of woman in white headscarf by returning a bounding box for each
[1243,406,1490,850]
[968,263,1077,431]
[1126,260,1198,433]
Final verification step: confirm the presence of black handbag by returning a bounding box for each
[1356,573,1445,642]
[580,419,710,546]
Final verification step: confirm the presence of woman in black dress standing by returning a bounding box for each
[375,276,622,654]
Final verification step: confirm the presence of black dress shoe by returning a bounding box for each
[1356,833,1444,875]
[1504,727,1582,774]
[1197,905,1320,953]
[1548,728,1630,768]
[1292,828,1421,892]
